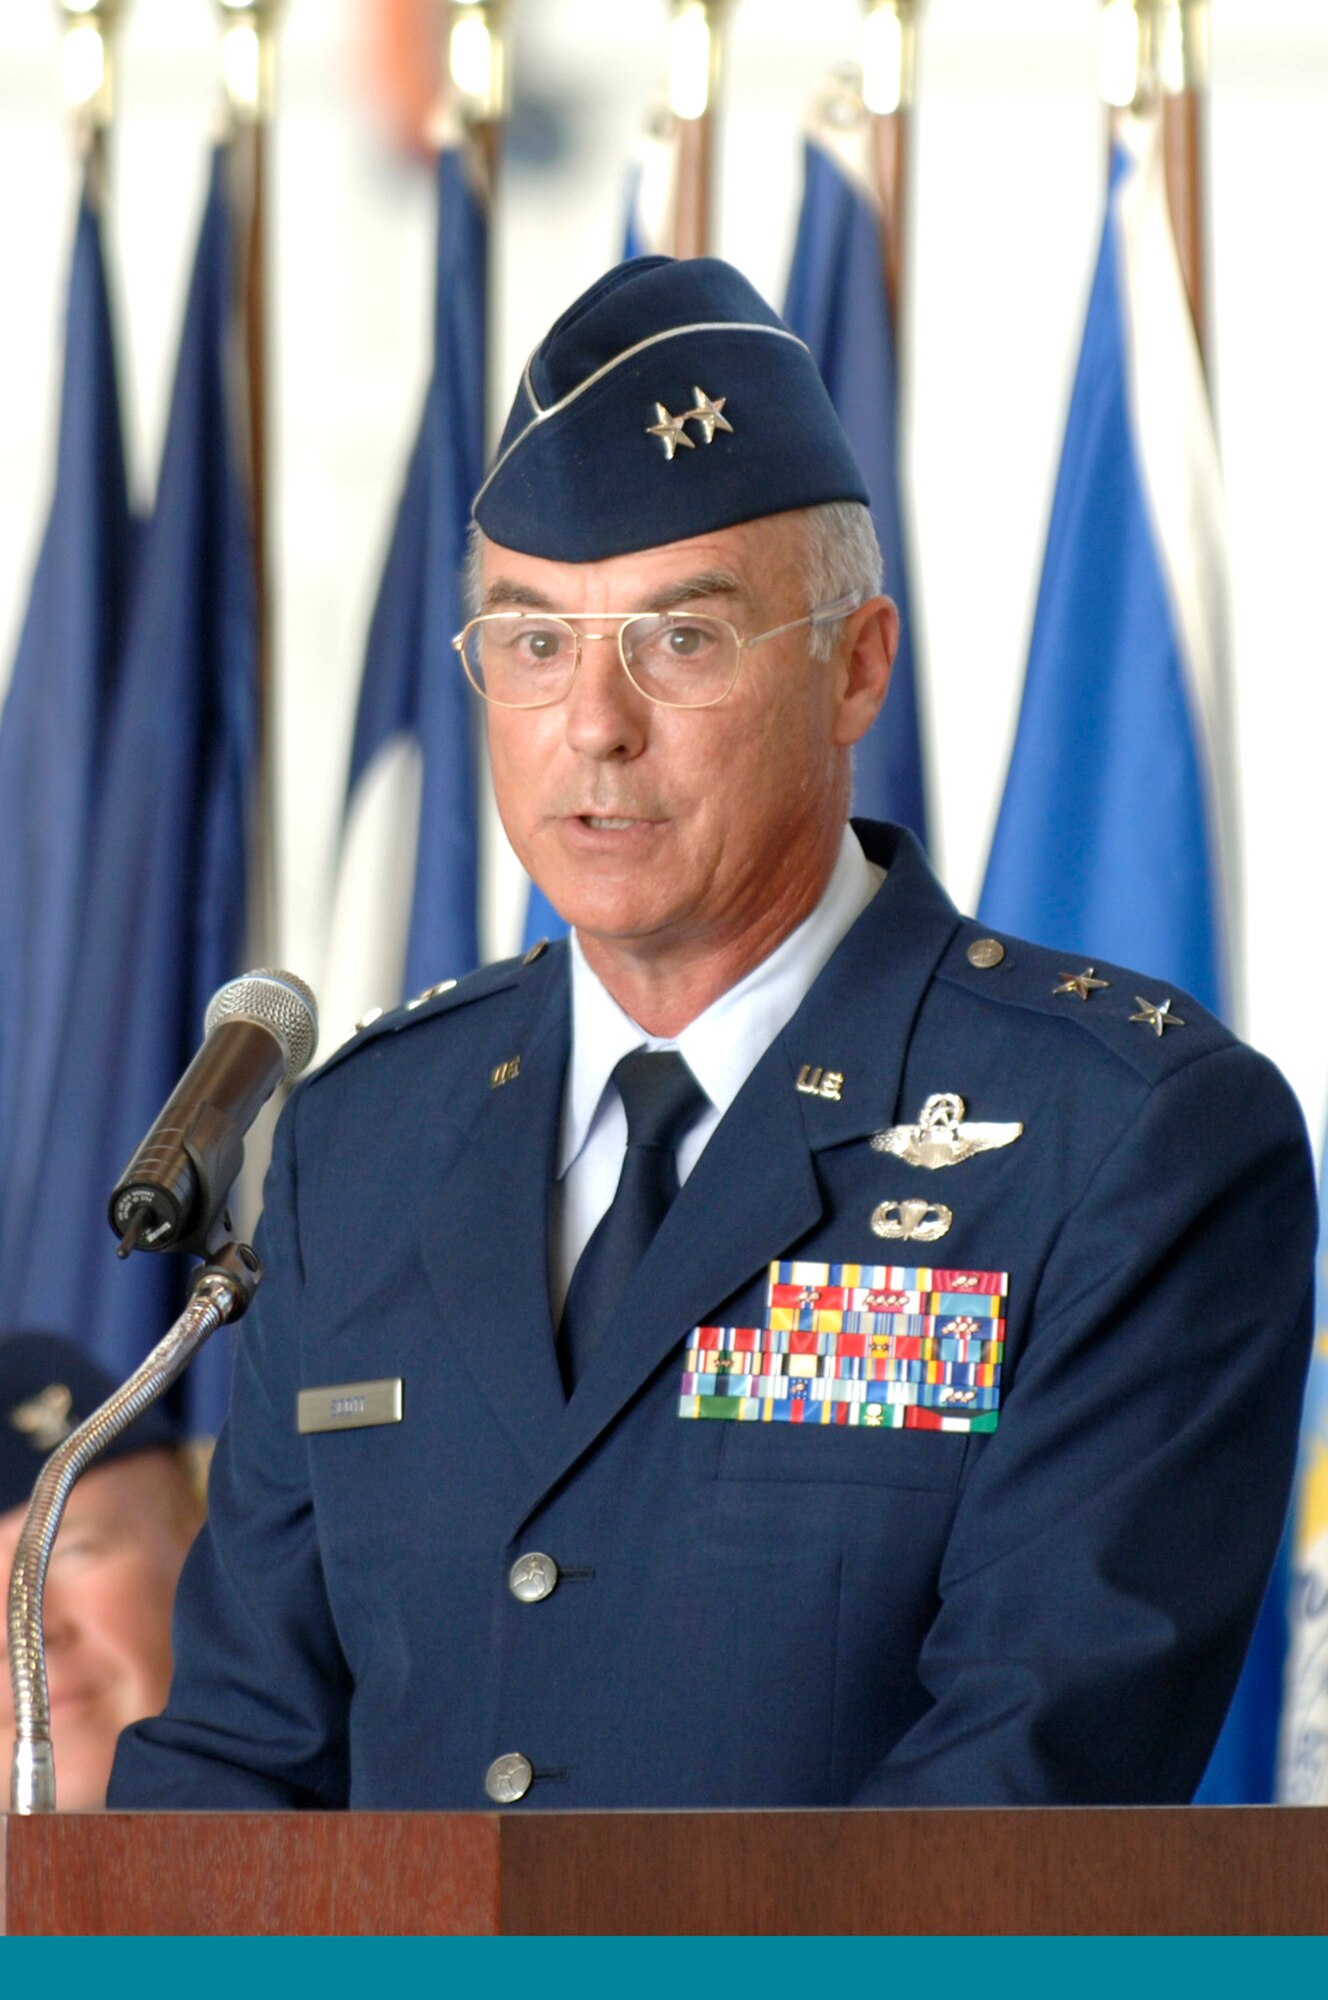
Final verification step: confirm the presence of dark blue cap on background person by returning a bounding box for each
[472,255,869,561]
[0,1333,185,1515]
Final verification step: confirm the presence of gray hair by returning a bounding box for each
[463,518,485,617]
[462,498,881,662]
[797,500,882,660]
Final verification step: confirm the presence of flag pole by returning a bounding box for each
[444,0,506,441]
[215,0,281,962]
[667,0,727,258]
[862,0,919,338]
[442,0,504,965]
[1160,0,1210,363]
[57,0,123,211]
[1099,0,1209,364]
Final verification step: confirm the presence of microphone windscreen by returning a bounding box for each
[203,970,319,1085]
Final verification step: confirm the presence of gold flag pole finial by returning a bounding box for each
[215,0,281,126]
[1099,0,1209,110]
[1099,0,1157,110]
[861,2,923,335]
[862,0,918,118]
[1159,0,1211,97]
[440,0,508,189]
[448,0,508,127]
[665,1,728,260]
[1098,2,1210,360]
[667,0,723,125]
[57,0,124,201]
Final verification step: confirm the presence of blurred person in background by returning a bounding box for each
[0,1333,205,1810]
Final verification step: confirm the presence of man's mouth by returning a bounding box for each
[47,1682,100,1714]
[581,816,640,830]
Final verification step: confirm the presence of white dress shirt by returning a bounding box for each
[552,825,886,1315]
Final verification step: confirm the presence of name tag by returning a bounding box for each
[296,1378,403,1434]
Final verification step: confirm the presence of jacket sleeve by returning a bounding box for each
[853,1043,1316,1805]
[108,1085,353,1809]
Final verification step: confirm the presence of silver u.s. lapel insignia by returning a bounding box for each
[796,1064,843,1102]
[871,1092,1023,1170]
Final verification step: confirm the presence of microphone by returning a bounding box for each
[108,969,319,1258]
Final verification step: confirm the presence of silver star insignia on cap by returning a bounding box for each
[687,387,732,443]
[1130,995,1185,1037]
[10,1383,75,1453]
[646,403,697,460]
[871,1092,1023,1170]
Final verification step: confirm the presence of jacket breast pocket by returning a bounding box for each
[716,1418,969,1492]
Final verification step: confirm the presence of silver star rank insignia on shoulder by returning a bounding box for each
[871,1092,1023,1170]
[1054,967,1110,1000]
[1130,995,1185,1036]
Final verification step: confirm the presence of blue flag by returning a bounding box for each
[979,116,1233,1019]
[0,176,133,1321]
[1278,1134,1328,1802]
[323,142,484,1040]
[980,113,1263,1796]
[11,146,259,1436]
[783,90,929,848]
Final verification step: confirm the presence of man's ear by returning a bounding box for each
[832,596,898,748]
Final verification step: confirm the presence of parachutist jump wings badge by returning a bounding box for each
[872,1092,1023,1170]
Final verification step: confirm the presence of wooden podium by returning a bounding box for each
[3,1807,1327,1934]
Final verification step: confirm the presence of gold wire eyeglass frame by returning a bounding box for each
[451,592,861,710]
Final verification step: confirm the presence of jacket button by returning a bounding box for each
[508,1551,558,1603]
[967,937,1005,969]
[485,1752,533,1804]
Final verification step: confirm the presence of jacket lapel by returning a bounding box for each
[521,825,963,1517]
[416,955,570,1471]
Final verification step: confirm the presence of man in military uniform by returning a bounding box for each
[1,1333,204,1809]
[110,256,1315,1811]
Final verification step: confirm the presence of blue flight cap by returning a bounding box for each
[0,1332,186,1516]
[473,255,870,560]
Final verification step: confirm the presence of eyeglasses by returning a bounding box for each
[451,594,860,710]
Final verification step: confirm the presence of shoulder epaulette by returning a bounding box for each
[937,918,1234,1082]
[306,938,563,1089]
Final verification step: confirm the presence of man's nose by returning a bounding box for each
[562,631,650,758]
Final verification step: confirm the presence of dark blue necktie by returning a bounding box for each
[558,1049,709,1392]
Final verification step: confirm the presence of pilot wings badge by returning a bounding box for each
[871,1092,1023,1170]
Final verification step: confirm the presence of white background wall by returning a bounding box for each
[1,0,1325,1146]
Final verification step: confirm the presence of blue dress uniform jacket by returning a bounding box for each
[110,822,1316,1809]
